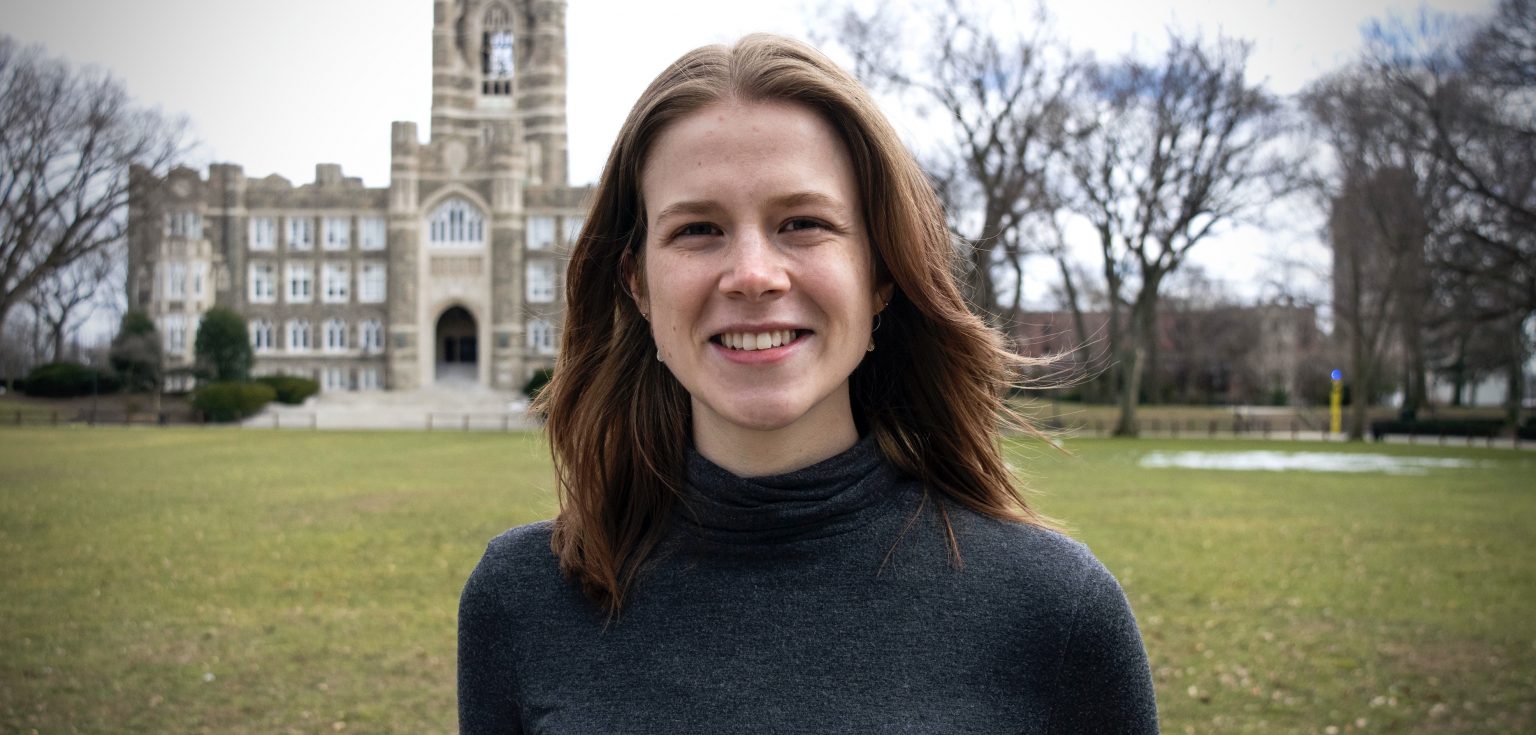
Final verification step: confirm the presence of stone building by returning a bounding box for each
[127,0,588,392]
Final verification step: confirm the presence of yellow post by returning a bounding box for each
[1329,369,1343,436]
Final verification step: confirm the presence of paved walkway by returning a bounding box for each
[242,382,539,431]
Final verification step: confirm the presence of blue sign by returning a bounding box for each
[1331,369,1343,381]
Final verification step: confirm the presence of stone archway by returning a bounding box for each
[435,305,478,385]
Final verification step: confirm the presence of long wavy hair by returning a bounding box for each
[536,34,1053,616]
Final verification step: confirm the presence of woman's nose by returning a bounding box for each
[718,230,790,300]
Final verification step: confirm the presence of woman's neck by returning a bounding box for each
[691,396,860,478]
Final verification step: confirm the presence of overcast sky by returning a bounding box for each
[1,0,1496,308]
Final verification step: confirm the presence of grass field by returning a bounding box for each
[1,428,1532,733]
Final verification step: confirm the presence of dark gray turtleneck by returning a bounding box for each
[458,438,1158,733]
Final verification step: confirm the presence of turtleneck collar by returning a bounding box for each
[674,435,902,546]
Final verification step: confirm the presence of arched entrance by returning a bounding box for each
[435,306,478,385]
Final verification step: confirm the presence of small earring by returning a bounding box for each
[657,348,664,362]
[640,311,649,321]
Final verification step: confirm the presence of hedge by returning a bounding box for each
[1369,419,1504,441]
[192,381,275,422]
[19,362,119,398]
[255,375,320,405]
[523,368,554,399]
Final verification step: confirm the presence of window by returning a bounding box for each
[323,216,351,250]
[428,198,484,245]
[249,217,277,250]
[249,262,276,303]
[322,263,350,303]
[287,263,313,303]
[287,319,311,351]
[323,318,348,352]
[360,216,387,250]
[165,211,201,239]
[162,314,187,355]
[359,263,387,303]
[166,261,187,300]
[287,216,314,250]
[323,367,350,391]
[526,260,556,303]
[360,319,384,354]
[562,216,586,246]
[250,319,274,352]
[482,4,513,95]
[527,216,555,250]
[527,318,556,355]
[358,367,380,390]
[192,264,204,297]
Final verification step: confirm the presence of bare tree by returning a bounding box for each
[830,0,1078,325]
[24,245,116,363]
[0,36,184,354]
[1327,166,1430,438]
[1358,1,1535,425]
[1063,33,1290,436]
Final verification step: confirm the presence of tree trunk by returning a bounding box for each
[969,238,998,327]
[50,320,67,364]
[1348,319,1369,441]
[1056,254,1095,400]
[1114,304,1153,437]
[1506,333,1525,429]
[1114,341,1145,437]
[1450,333,1468,407]
[1143,297,1161,405]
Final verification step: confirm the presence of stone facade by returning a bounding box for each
[127,0,587,392]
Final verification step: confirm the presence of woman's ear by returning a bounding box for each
[874,282,895,313]
[620,249,648,315]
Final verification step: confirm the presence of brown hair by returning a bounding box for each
[537,34,1053,616]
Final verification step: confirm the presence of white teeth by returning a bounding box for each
[720,330,796,351]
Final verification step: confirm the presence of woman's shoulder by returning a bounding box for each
[461,519,564,604]
[482,518,557,562]
[938,503,1122,602]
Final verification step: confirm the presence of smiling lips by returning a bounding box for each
[714,329,805,351]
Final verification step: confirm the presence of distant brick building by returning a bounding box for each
[127,0,587,392]
[1011,303,1328,405]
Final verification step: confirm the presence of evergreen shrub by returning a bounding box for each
[19,362,119,398]
[192,381,275,422]
[523,368,554,399]
[255,375,320,405]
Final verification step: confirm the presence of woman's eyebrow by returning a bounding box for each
[771,191,845,210]
[652,191,846,226]
[653,199,720,225]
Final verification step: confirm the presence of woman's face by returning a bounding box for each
[634,99,889,450]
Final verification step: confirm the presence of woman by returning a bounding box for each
[459,34,1157,733]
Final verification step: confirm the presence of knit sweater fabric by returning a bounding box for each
[458,437,1159,733]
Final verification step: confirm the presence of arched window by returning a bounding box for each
[427,198,486,246]
[287,319,311,352]
[360,319,385,354]
[250,319,274,352]
[323,319,349,352]
[482,3,513,96]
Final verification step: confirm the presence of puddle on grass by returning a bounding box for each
[1137,450,1492,476]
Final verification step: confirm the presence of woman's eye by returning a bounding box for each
[782,218,826,233]
[675,222,720,238]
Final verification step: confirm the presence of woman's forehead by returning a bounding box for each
[639,100,860,221]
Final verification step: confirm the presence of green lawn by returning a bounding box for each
[1,428,1532,733]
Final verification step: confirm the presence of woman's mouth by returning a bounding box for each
[711,329,806,351]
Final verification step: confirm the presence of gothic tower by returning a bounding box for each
[389,0,579,391]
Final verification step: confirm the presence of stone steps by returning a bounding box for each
[243,385,537,431]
